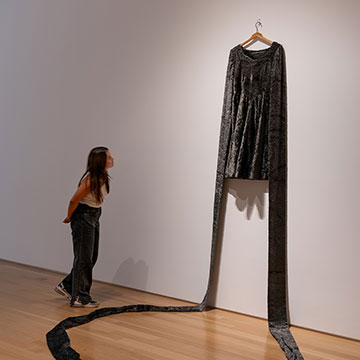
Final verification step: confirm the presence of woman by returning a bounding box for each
[54,147,114,307]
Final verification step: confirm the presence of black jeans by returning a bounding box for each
[62,203,102,305]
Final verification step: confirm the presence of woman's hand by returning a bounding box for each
[63,177,90,224]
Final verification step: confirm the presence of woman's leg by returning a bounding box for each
[84,219,100,297]
[59,271,73,295]
[70,212,97,305]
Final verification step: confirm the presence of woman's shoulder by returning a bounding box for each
[79,175,90,188]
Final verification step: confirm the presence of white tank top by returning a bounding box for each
[80,184,108,208]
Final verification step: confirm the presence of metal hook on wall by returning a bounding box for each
[255,19,263,32]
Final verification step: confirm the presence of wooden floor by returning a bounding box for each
[0,260,359,360]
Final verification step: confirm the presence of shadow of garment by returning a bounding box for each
[112,258,149,291]
[227,179,268,219]
[207,179,268,308]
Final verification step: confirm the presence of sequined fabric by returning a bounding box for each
[203,41,302,359]
[46,42,303,360]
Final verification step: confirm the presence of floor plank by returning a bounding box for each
[0,259,359,360]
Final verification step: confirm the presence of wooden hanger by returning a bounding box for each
[240,19,273,47]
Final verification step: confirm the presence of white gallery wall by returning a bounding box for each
[0,0,359,340]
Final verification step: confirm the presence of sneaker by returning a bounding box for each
[54,282,71,300]
[71,297,100,308]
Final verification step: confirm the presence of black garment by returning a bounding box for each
[47,42,303,360]
[61,203,101,305]
[208,41,302,359]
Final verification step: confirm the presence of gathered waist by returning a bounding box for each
[72,203,102,221]
[77,203,101,211]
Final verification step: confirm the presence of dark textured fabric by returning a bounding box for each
[61,203,102,305]
[47,42,303,360]
[204,42,302,359]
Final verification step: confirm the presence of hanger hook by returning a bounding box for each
[255,19,262,32]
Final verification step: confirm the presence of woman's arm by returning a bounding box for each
[63,178,91,223]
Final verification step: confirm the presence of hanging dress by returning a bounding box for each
[212,41,303,359]
[47,42,303,360]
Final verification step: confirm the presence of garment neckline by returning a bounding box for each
[238,41,279,62]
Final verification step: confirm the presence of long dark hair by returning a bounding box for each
[78,146,110,203]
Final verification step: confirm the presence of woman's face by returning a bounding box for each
[105,150,114,169]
